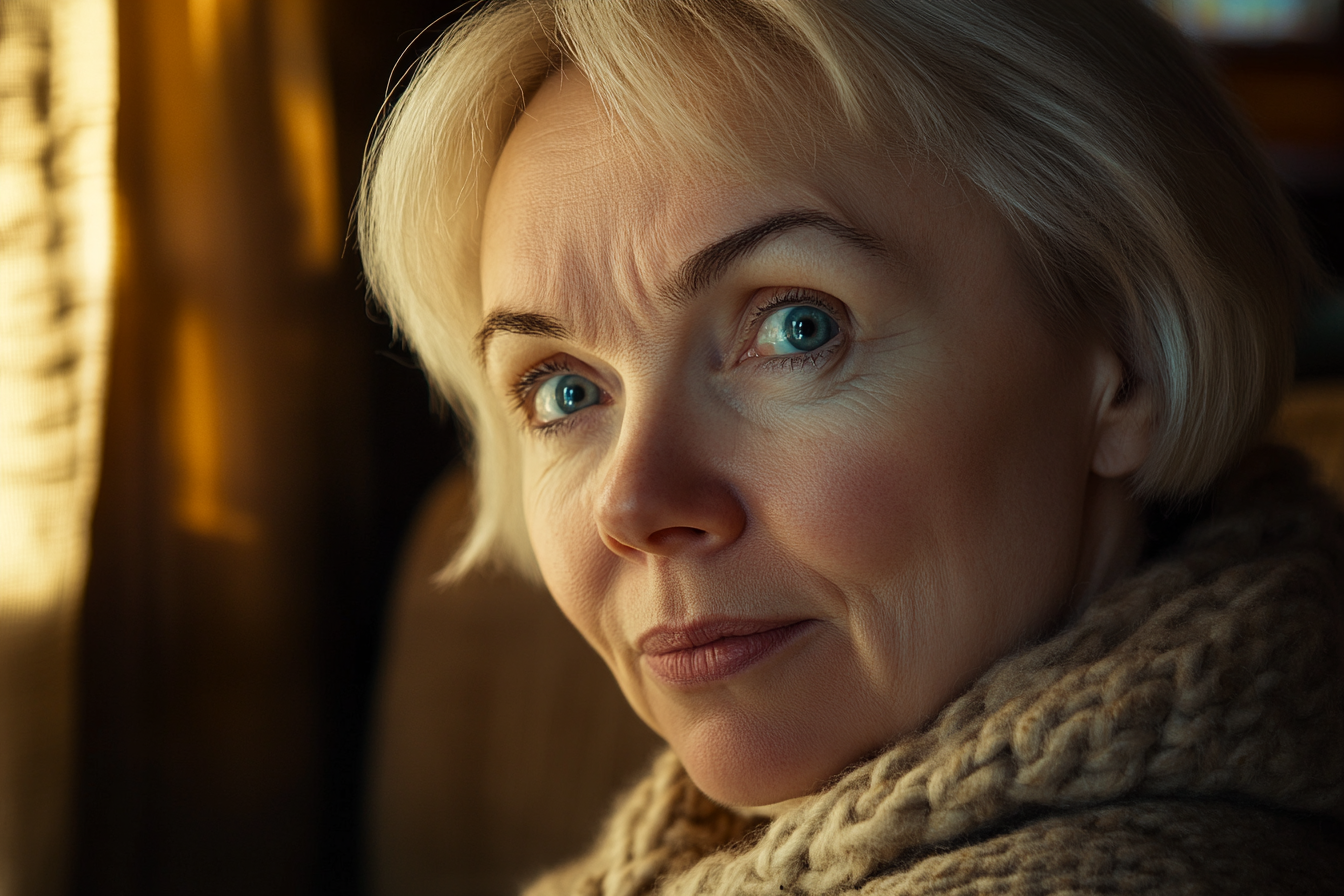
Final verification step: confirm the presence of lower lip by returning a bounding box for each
[643,620,815,686]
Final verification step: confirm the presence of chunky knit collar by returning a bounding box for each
[530,446,1344,896]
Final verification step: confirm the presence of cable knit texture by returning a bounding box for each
[524,446,1344,895]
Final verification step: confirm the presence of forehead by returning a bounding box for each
[480,72,792,308]
[488,66,836,200]
[478,71,1008,344]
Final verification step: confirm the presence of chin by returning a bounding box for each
[666,702,870,808]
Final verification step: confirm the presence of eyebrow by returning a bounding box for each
[475,209,887,359]
[475,310,569,360]
[665,209,887,304]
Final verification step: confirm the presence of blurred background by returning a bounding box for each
[0,0,1340,894]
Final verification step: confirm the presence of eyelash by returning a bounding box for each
[750,288,840,321]
[510,358,568,411]
[743,288,846,370]
[510,359,586,436]
[508,289,846,432]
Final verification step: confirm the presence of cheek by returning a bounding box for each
[522,456,613,653]
[522,451,668,735]
[753,429,928,579]
[747,362,1091,638]
[745,394,996,586]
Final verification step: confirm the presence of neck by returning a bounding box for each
[1071,474,1146,610]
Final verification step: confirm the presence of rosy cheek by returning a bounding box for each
[753,426,933,581]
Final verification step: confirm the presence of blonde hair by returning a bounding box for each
[358,0,1317,580]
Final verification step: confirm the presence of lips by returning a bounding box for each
[640,619,816,686]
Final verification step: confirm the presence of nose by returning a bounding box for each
[593,410,747,560]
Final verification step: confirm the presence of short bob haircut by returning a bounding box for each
[359,0,1318,580]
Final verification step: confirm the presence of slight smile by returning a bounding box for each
[640,619,819,687]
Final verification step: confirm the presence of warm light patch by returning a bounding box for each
[270,0,339,272]
[0,1,115,888]
[171,305,257,543]
[0,0,116,617]
[188,0,219,73]
[189,0,250,77]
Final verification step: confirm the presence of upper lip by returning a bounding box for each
[638,617,808,655]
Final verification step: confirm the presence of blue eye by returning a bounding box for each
[535,372,601,423]
[754,304,839,356]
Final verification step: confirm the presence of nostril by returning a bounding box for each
[646,526,711,551]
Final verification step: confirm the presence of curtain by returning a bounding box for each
[75,0,339,891]
[72,0,456,892]
[0,1,116,894]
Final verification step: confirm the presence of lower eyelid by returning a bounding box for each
[532,416,579,437]
[755,343,842,371]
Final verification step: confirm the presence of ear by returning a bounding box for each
[1089,345,1154,480]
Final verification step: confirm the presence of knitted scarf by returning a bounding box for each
[526,446,1344,896]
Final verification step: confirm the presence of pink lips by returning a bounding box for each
[640,619,815,686]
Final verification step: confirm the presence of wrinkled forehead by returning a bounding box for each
[479,72,785,339]
[475,66,1020,372]
[479,68,930,294]
[484,72,672,233]
[479,71,893,325]
[485,75,713,238]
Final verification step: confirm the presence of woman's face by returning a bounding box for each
[478,74,1142,807]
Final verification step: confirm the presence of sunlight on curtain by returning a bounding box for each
[0,0,115,892]
[187,0,220,72]
[270,0,340,272]
[74,0,347,888]
[171,304,258,543]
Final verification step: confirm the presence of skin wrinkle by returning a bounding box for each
[477,209,897,360]
[480,73,1151,807]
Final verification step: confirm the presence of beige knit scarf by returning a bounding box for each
[526,446,1344,896]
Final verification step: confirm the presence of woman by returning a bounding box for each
[359,1,1344,892]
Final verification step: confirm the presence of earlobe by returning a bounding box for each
[1090,349,1154,480]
